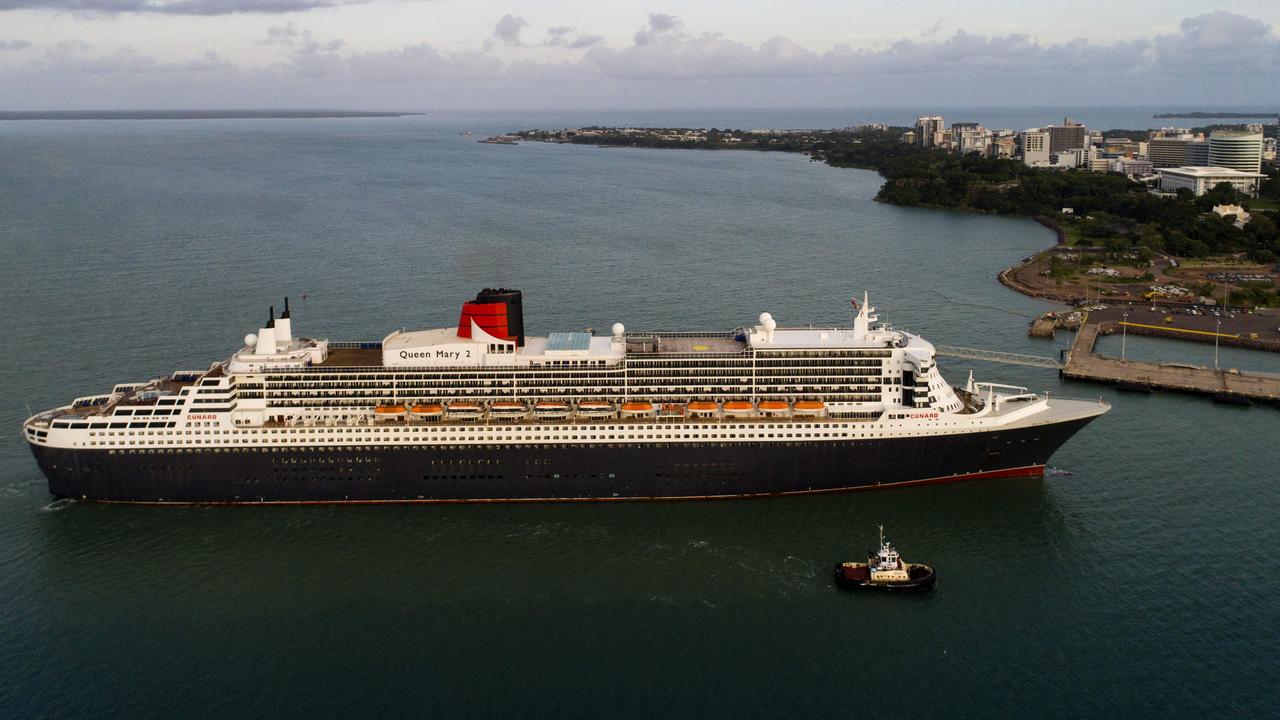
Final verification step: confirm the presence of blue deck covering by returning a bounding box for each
[546,332,591,352]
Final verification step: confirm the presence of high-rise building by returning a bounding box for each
[1047,118,1087,153]
[1020,129,1051,166]
[951,122,989,156]
[1148,136,1194,168]
[915,115,945,148]
[1208,131,1264,173]
[1186,140,1210,166]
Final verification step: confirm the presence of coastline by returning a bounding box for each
[534,130,1276,317]
[997,216,1075,304]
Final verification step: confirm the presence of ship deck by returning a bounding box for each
[318,348,383,367]
[650,336,746,354]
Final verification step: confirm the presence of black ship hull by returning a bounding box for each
[31,417,1096,504]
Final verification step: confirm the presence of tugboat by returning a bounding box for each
[834,526,936,592]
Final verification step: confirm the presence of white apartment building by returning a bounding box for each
[1020,129,1051,166]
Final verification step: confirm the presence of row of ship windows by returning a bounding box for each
[251,383,889,396]
[253,377,889,391]
[84,430,939,447]
[106,439,923,455]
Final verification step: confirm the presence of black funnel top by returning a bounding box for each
[474,288,525,347]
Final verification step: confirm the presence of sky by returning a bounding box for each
[0,1,1278,110]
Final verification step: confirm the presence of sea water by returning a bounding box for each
[0,113,1276,718]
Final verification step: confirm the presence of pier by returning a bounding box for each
[1061,322,1280,405]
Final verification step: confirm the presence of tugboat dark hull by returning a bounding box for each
[833,563,936,592]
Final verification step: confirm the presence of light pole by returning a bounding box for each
[1214,318,1221,370]
[1121,311,1128,360]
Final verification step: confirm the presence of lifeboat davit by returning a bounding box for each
[687,401,719,414]
[620,401,655,415]
[577,401,615,417]
[489,401,527,418]
[410,403,443,418]
[446,401,483,419]
[374,404,407,419]
[722,401,754,416]
[758,400,790,414]
[793,400,826,415]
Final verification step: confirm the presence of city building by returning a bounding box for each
[951,122,990,156]
[1208,131,1264,173]
[1020,129,1051,166]
[1111,158,1153,177]
[1052,148,1087,168]
[1099,137,1139,158]
[991,137,1017,159]
[1147,136,1194,168]
[1186,140,1210,166]
[1157,166,1265,197]
[915,115,945,148]
[1047,119,1087,153]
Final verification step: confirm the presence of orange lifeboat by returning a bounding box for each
[758,400,790,413]
[374,404,407,418]
[533,401,571,419]
[722,401,754,415]
[793,400,826,415]
[410,403,443,417]
[620,401,655,415]
[446,401,483,419]
[577,401,615,416]
[687,401,719,414]
[489,401,527,418]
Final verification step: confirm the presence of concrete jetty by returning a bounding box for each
[1061,322,1280,405]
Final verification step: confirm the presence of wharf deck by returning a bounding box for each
[1029,318,1057,339]
[1061,323,1280,404]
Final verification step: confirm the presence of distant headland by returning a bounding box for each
[1153,111,1277,119]
[0,110,421,121]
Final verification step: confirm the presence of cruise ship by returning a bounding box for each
[23,289,1108,504]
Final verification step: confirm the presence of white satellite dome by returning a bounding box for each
[758,312,773,325]
[244,333,257,348]
[611,322,625,337]
[764,317,777,331]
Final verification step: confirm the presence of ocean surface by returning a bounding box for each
[1,111,1277,718]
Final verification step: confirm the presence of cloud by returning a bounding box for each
[1152,11,1280,72]
[584,13,1271,81]
[0,0,370,14]
[260,23,343,52]
[259,22,301,45]
[634,12,680,46]
[492,14,527,47]
[2,11,1277,110]
[544,25,602,49]
[1,38,31,50]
